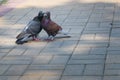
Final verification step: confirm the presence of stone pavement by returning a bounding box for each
[0,0,120,80]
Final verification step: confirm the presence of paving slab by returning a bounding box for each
[83,64,104,76]
[0,76,20,80]
[63,65,84,76]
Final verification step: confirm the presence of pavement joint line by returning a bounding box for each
[60,3,96,79]
[101,3,116,80]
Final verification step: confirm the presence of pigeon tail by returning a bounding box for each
[46,35,55,41]
[58,30,68,35]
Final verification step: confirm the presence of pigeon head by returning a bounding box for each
[43,11,51,19]
[38,11,44,21]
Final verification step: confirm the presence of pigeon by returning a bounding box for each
[41,11,67,40]
[16,11,44,44]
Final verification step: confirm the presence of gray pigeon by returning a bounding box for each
[16,11,44,44]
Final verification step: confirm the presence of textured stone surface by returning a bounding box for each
[83,64,104,76]
[63,65,84,75]
[4,65,28,76]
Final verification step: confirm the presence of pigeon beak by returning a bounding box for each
[44,13,47,17]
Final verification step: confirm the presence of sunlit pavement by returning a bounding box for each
[0,0,120,80]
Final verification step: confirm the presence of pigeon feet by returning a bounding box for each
[33,36,41,41]
[33,38,40,41]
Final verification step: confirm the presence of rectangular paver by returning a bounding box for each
[63,65,84,76]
